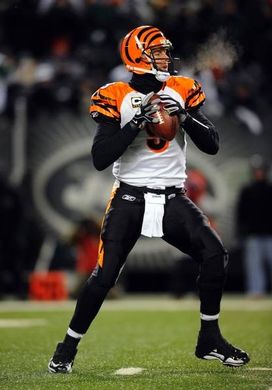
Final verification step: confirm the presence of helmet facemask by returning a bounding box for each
[141,43,174,81]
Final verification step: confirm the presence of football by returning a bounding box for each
[146,94,180,141]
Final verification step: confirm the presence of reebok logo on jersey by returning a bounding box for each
[122,194,136,202]
[131,97,142,108]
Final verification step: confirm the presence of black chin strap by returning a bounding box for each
[129,73,164,94]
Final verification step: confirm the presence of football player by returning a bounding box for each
[48,25,249,373]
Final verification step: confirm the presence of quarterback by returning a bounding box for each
[48,25,250,373]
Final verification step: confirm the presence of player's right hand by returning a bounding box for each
[130,92,160,129]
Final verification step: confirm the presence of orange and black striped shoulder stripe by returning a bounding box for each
[166,76,205,109]
[90,84,120,120]
[90,82,133,120]
[185,79,205,109]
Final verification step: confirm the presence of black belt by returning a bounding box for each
[119,182,186,195]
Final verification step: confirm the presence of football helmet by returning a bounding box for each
[120,25,175,82]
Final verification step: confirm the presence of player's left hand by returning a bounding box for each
[159,94,188,123]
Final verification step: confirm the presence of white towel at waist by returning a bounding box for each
[141,192,165,237]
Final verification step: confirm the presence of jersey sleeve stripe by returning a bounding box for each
[187,86,201,100]
[97,91,115,101]
[92,100,119,113]
[90,104,119,119]
[90,82,133,123]
[189,95,205,108]
[185,88,205,108]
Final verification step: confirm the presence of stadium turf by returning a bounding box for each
[0,296,271,389]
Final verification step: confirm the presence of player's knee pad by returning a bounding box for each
[194,224,229,266]
[86,264,117,293]
[197,249,229,291]
[83,276,109,300]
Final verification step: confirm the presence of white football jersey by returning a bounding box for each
[90,76,205,187]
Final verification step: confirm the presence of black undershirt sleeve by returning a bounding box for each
[91,120,140,171]
[183,108,219,155]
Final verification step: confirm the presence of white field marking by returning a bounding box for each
[114,367,145,376]
[0,295,272,312]
[0,319,47,328]
[247,367,272,371]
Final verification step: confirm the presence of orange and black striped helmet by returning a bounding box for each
[120,25,173,77]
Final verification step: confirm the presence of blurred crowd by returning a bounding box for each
[0,0,272,299]
[0,0,271,128]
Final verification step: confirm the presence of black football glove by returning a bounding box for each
[131,92,160,129]
[159,94,188,123]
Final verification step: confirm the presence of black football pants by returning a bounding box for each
[69,184,228,334]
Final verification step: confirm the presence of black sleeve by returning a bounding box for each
[182,108,219,155]
[91,120,140,171]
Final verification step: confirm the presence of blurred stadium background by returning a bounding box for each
[0,0,272,300]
